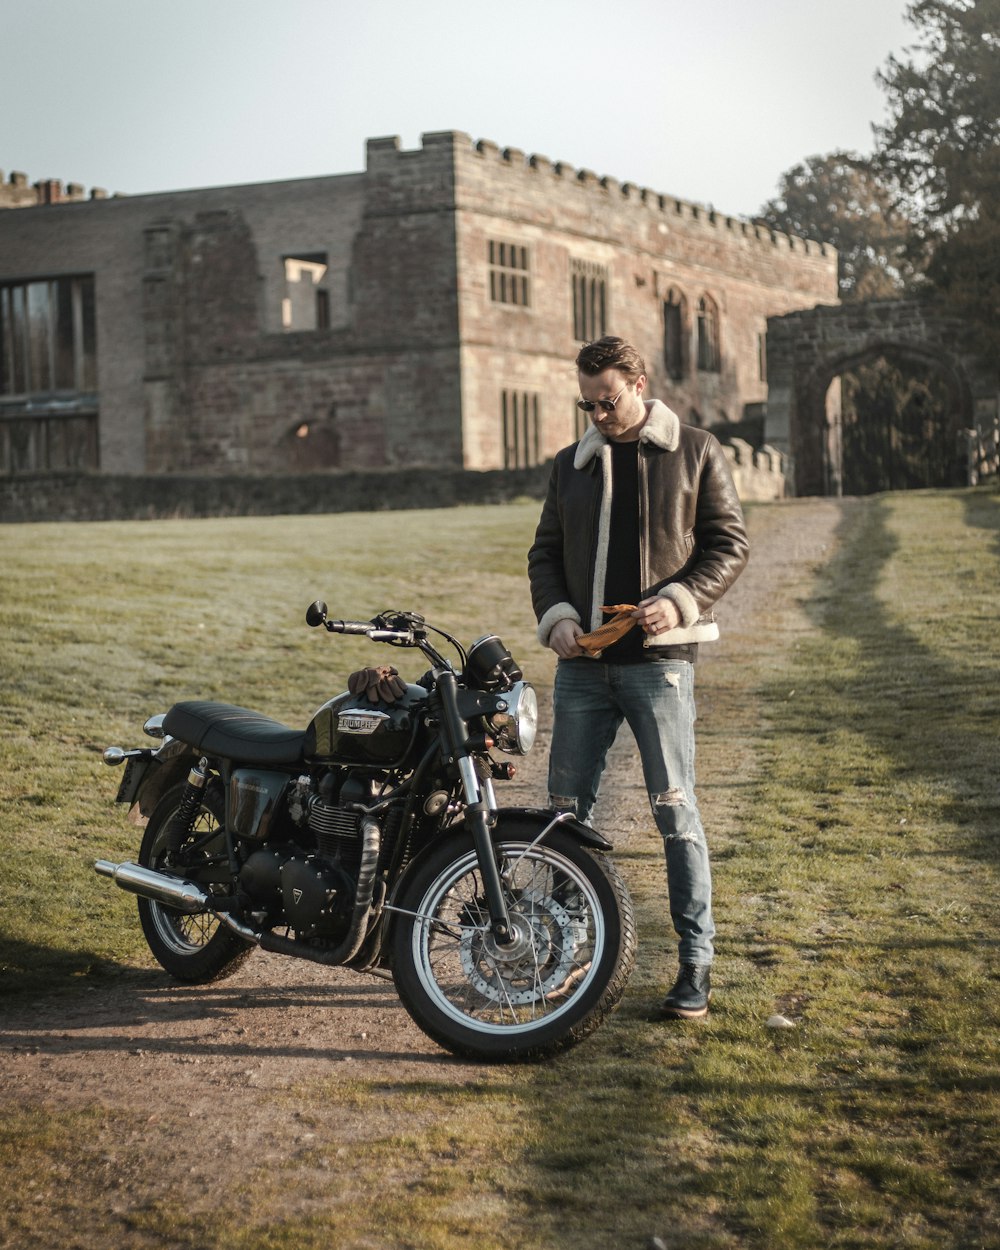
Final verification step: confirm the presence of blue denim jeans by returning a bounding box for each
[548,658,714,965]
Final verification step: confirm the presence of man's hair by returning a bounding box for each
[576,336,646,381]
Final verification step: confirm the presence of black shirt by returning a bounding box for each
[598,440,697,665]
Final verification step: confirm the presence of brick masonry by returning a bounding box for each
[0,133,837,491]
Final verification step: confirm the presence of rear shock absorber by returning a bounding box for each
[166,757,211,858]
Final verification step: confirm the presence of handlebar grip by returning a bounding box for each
[327,620,374,635]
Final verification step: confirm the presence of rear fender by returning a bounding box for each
[119,738,199,824]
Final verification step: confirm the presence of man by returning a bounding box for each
[528,336,749,1019]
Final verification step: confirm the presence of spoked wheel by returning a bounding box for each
[391,825,636,1061]
[138,781,254,983]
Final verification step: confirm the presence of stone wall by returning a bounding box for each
[766,298,999,494]
[1,134,833,483]
[0,435,785,523]
[0,465,551,524]
[452,133,836,467]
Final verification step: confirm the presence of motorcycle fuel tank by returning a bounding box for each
[306,684,428,766]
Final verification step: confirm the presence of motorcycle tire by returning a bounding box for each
[391,825,636,1062]
[138,781,254,984]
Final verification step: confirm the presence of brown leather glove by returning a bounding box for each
[347,665,407,703]
[575,604,638,656]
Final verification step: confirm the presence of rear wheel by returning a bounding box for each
[138,781,254,983]
[391,825,636,1061]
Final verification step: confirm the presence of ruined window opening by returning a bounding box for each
[757,331,767,383]
[282,253,329,331]
[571,259,607,341]
[696,295,720,373]
[501,389,541,468]
[663,287,688,380]
[489,240,530,307]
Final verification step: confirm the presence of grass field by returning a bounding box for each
[1,489,998,1249]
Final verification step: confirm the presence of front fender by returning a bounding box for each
[373,806,615,971]
[488,806,614,852]
[390,806,613,903]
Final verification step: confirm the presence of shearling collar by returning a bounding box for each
[573,399,681,470]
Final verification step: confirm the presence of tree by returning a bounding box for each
[756,151,913,300]
[875,0,1000,343]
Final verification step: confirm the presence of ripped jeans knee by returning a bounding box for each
[649,787,702,844]
[549,793,582,818]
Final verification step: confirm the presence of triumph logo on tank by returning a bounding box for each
[338,710,390,735]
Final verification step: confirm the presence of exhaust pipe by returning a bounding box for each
[95,860,260,943]
[96,859,209,911]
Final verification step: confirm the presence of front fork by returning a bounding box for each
[435,670,513,943]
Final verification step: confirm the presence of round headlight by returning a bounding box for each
[489,681,538,755]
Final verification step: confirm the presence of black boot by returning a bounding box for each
[660,964,711,1019]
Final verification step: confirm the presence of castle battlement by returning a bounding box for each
[366,131,833,260]
[0,170,112,208]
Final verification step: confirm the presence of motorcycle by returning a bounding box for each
[96,604,636,1061]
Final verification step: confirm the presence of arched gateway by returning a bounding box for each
[765,300,998,496]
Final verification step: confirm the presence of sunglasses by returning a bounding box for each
[576,383,629,414]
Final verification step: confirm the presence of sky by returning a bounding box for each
[1,0,916,220]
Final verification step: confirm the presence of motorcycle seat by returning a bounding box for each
[164,700,306,765]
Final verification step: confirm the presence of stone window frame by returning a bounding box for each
[662,286,689,381]
[570,258,607,342]
[696,293,721,373]
[488,240,531,308]
[501,388,540,468]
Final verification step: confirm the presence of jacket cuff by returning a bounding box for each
[537,602,581,647]
[657,583,700,628]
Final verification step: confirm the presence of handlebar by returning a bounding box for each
[306,601,423,647]
[326,619,380,636]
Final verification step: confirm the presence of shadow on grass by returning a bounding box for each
[506,490,1000,1250]
[801,490,999,869]
[0,935,129,997]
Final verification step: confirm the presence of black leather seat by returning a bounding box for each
[163,701,306,765]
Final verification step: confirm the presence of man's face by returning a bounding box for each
[578,368,647,442]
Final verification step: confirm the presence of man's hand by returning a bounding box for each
[633,596,682,635]
[548,618,585,658]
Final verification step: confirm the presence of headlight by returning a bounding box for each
[488,681,538,755]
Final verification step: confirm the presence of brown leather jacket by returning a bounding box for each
[528,400,749,649]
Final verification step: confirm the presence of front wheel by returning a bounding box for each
[138,781,254,984]
[391,826,636,1061]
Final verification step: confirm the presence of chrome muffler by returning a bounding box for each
[95,860,210,912]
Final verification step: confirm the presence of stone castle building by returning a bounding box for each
[0,132,837,480]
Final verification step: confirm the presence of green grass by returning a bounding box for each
[1,490,999,1249]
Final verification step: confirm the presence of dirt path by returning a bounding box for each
[0,497,847,1237]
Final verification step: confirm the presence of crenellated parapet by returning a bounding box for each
[365,131,834,260]
[0,170,114,209]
